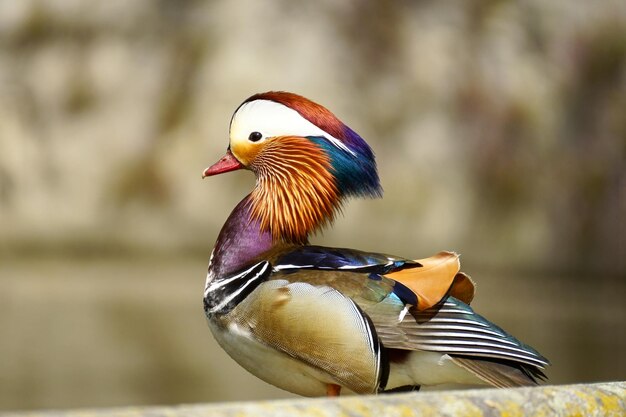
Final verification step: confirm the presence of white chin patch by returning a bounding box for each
[230,99,354,155]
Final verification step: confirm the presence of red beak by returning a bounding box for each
[202,149,245,178]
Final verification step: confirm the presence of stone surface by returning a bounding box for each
[1,382,624,417]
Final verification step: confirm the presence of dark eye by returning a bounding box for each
[248,131,262,142]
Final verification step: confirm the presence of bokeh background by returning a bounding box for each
[1,0,624,411]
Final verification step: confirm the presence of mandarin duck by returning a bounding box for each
[201,91,549,397]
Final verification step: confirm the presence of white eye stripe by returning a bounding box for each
[230,100,355,156]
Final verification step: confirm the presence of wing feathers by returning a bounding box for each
[385,251,460,310]
[450,356,543,387]
[375,297,549,369]
[274,247,471,312]
[261,246,548,386]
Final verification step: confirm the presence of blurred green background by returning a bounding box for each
[0,0,624,411]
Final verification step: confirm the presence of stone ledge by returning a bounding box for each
[3,381,624,417]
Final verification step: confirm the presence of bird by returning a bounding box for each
[201,91,549,397]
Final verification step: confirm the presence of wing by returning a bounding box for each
[371,296,549,370]
[273,245,420,273]
[273,245,473,310]
[449,356,547,387]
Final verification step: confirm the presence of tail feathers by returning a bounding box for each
[450,356,547,388]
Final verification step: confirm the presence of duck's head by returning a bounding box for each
[204,91,382,244]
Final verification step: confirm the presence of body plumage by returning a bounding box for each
[201,91,549,396]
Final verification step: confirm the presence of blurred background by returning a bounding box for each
[0,0,624,411]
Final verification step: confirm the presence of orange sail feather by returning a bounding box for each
[385,251,471,310]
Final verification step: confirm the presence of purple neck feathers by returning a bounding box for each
[209,196,274,277]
